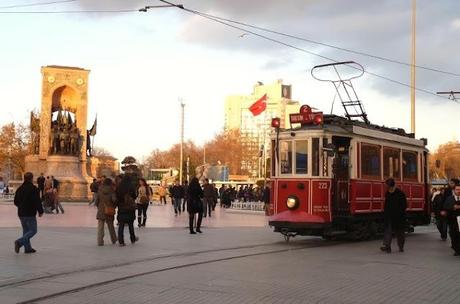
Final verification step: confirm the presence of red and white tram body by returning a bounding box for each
[268,107,430,240]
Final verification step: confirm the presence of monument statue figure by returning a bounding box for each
[25,65,91,201]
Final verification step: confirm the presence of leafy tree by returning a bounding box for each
[0,122,30,179]
[143,130,254,181]
[429,141,460,180]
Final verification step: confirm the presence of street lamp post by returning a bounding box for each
[410,0,416,134]
[179,100,185,185]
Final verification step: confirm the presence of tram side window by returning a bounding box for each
[295,140,308,174]
[280,141,293,174]
[361,144,381,179]
[312,138,320,176]
[403,151,418,181]
[271,140,276,176]
[383,147,400,179]
[322,138,329,176]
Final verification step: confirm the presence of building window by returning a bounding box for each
[280,141,293,174]
[361,143,381,179]
[383,147,400,179]
[295,140,308,174]
[312,138,320,176]
[403,151,418,181]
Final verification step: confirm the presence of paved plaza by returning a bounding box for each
[0,201,459,304]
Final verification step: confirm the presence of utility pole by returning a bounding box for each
[410,0,416,134]
[179,100,185,185]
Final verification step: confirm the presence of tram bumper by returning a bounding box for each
[269,211,328,235]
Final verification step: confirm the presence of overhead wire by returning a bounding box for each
[192,10,460,78]
[157,0,449,100]
[0,0,77,10]
[0,9,137,14]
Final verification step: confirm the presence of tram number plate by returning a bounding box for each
[318,182,328,190]
[313,206,329,212]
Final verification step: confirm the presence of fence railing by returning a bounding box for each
[230,201,265,211]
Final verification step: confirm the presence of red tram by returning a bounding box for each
[268,105,430,241]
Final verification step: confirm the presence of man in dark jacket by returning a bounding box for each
[443,183,460,256]
[171,180,184,215]
[14,172,44,254]
[380,178,407,253]
[36,173,45,200]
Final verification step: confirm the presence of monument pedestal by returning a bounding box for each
[25,155,89,201]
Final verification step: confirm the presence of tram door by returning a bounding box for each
[331,136,351,216]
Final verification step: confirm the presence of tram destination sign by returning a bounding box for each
[289,105,323,125]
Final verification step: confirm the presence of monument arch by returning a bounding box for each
[25,66,91,201]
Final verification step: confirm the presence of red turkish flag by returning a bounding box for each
[249,94,267,116]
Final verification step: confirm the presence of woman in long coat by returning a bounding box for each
[96,178,117,246]
[187,177,203,234]
[116,175,138,246]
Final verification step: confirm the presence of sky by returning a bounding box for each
[0,0,459,162]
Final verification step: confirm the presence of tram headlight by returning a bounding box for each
[286,196,299,210]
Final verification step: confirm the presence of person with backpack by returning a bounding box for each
[136,178,151,227]
[116,175,138,246]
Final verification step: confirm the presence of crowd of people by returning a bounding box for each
[430,178,460,256]
[36,173,64,214]
[12,171,460,256]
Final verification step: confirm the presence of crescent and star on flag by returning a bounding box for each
[249,94,268,116]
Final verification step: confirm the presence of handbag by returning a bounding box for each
[105,206,116,216]
[139,195,149,204]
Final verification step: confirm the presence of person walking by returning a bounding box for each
[37,173,45,200]
[96,178,117,246]
[89,178,99,206]
[116,175,138,246]
[263,184,271,216]
[202,179,214,218]
[136,178,151,227]
[443,183,460,256]
[171,180,184,215]
[14,172,44,254]
[432,187,448,241]
[52,176,64,214]
[187,177,203,234]
[158,184,167,205]
[182,180,188,212]
[380,178,407,253]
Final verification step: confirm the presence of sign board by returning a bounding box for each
[289,105,323,126]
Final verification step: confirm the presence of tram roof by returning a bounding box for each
[282,115,427,147]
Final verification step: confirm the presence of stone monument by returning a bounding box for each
[25,66,91,201]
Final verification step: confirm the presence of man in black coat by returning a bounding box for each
[14,172,44,254]
[36,173,45,200]
[381,178,407,253]
[443,183,460,256]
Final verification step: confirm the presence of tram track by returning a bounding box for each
[0,241,287,289]
[13,239,341,304]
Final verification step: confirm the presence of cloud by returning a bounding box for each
[172,0,460,102]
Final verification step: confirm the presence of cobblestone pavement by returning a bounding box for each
[0,201,267,228]
[0,222,459,304]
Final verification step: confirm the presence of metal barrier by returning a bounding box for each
[230,201,265,211]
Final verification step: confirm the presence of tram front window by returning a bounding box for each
[295,140,308,174]
[280,141,293,174]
